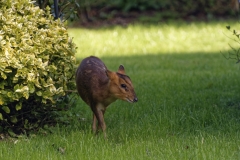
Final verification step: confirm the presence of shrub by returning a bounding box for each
[0,0,76,134]
[108,0,233,16]
[36,0,80,21]
[75,0,234,22]
[36,0,234,24]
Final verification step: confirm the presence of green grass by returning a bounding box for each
[72,20,236,59]
[1,20,240,159]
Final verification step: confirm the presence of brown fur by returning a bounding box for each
[76,56,137,138]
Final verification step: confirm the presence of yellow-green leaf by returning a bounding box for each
[36,91,42,96]
[10,116,17,123]
[0,97,4,105]
[0,113,3,120]
[16,103,22,111]
[2,106,10,113]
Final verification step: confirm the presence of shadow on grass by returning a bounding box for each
[72,52,240,137]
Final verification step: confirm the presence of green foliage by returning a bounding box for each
[108,0,233,15]
[36,0,80,21]
[75,0,234,22]
[0,0,76,134]
[109,0,161,12]
[225,25,240,63]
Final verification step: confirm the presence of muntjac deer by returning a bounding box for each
[76,56,138,138]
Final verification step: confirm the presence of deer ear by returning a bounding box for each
[118,65,125,74]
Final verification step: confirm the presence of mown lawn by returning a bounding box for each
[1,20,240,160]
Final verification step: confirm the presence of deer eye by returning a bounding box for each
[121,84,127,88]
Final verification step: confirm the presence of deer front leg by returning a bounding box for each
[92,113,97,134]
[96,109,107,138]
[92,111,106,136]
[92,103,107,138]
[97,110,106,131]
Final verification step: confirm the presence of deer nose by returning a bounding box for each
[134,97,138,102]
